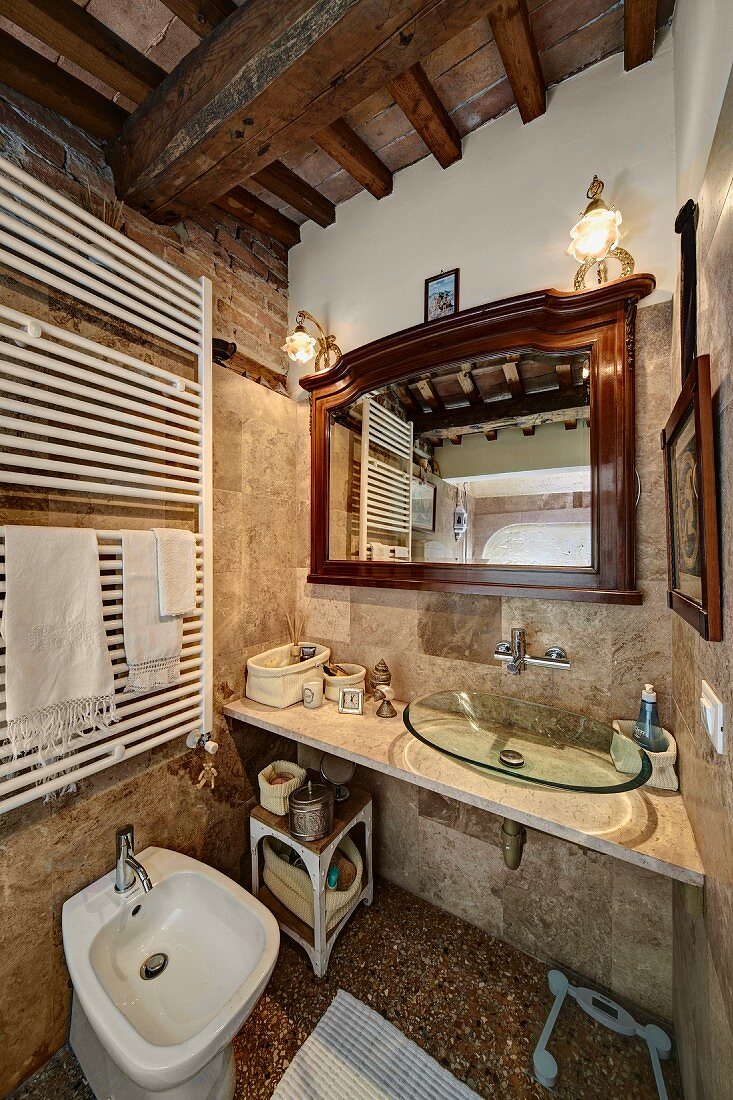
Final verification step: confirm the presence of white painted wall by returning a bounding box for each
[673,0,733,206]
[289,33,676,391]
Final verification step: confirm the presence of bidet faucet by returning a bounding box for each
[115,825,153,894]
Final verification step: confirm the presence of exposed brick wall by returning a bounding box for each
[0,82,290,389]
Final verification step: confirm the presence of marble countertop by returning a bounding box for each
[223,696,704,887]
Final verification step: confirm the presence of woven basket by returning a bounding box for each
[323,663,366,702]
[246,642,331,708]
[263,834,363,931]
[612,720,678,791]
[258,760,307,816]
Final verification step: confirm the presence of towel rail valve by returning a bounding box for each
[186,731,219,755]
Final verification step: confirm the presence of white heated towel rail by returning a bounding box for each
[0,155,213,813]
[358,396,413,561]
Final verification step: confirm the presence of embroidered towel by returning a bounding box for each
[152,528,196,617]
[122,531,182,694]
[0,526,115,762]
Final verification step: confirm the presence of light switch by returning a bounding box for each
[700,679,725,754]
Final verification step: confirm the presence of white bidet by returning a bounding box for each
[62,846,280,1100]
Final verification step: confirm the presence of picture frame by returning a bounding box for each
[674,199,698,383]
[424,268,459,323]
[411,478,437,532]
[338,686,364,714]
[661,354,722,640]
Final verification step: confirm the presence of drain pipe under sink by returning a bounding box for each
[501,818,526,870]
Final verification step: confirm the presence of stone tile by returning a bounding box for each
[417,591,501,664]
[417,816,505,939]
[354,767,420,894]
[611,860,672,1021]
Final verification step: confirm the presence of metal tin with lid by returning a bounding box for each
[288,780,334,841]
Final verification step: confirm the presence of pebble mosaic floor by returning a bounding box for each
[12,880,681,1100]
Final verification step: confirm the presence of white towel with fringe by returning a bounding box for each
[0,526,116,763]
[122,531,182,695]
[272,990,480,1099]
[152,528,196,617]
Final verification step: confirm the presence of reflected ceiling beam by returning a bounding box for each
[0,0,166,103]
[157,0,236,37]
[448,434,462,445]
[413,389,587,438]
[457,368,483,406]
[109,0,498,218]
[522,425,535,437]
[251,160,335,227]
[313,119,393,200]
[0,28,128,138]
[387,62,462,169]
[488,0,545,124]
[624,0,657,71]
[416,378,443,412]
[394,384,420,413]
[564,418,578,430]
[484,429,497,441]
[214,186,301,248]
[556,362,573,390]
[502,359,523,398]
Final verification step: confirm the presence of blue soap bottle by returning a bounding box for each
[632,684,667,752]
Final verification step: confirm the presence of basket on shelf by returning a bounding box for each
[323,663,366,702]
[262,834,363,930]
[246,642,330,709]
[258,760,307,816]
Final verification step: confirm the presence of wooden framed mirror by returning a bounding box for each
[301,275,655,604]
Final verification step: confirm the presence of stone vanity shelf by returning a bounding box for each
[224,698,704,889]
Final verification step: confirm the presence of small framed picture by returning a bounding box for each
[425,268,459,323]
[338,686,364,714]
[411,478,436,532]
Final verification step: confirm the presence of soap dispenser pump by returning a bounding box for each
[632,684,668,752]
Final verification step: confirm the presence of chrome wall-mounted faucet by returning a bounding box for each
[115,825,153,894]
[495,628,570,675]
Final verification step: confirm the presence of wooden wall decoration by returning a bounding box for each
[661,354,722,641]
[675,199,698,383]
[301,274,656,604]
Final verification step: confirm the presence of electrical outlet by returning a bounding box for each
[700,680,725,754]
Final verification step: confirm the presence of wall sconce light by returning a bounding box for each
[567,176,635,291]
[282,310,342,373]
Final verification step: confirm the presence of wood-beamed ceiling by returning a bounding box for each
[0,0,674,246]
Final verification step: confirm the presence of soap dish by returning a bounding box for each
[612,720,678,791]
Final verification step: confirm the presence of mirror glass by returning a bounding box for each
[328,347,592,567]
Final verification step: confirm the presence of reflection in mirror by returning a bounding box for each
[328,348,591,567]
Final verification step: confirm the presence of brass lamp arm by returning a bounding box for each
[296,309,342,371]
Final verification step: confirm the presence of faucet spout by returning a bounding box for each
[115,825,154,894]
[506,628,526,674]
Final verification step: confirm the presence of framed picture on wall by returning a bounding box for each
[412,478,436,532]
[424,269,459,322]
[661,354,722,640]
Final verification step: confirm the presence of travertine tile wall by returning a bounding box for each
[0,87,298,1095]
[293,303,676,1022]
[671,66,733,1100]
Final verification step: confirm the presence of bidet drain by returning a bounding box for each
[140,952,168,980]
[499,749,525,768]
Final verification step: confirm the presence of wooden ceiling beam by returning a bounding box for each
[251,160,335,227]
[214,186,300,249]
[488,0,545,124]
[448,434,462,445]
[484,429,497,441]
[457,368,483,405]
[522,425,535,437]
[0,0,165,104]
[313,119,392,200]
[157,0,236,38]
[388,62,461,169]
[0,28,128,139]
[503,360,523,399]
[107,0,500,220]
[413,387,585,436]
[624,0,657,71]
[394,384,420,413]
[564,419,578,430]
[555,363,573,390]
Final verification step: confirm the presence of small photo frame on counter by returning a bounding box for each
[424,268,459,322]
[338,686,364,714]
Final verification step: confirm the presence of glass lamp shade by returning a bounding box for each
[282,327,317,363]
[567,207,622,264]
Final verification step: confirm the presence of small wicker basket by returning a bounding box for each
[258,760,307,815]
[323,663,366,702]
[263,834,363,930]
[246,642,330,708]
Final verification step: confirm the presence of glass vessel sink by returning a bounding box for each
[403,691,651,793]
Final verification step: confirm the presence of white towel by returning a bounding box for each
[0,526,116,762]
[152,528,196,617]
[122,531,182,695]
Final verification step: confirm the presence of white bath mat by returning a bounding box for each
[271,989,481,1099]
